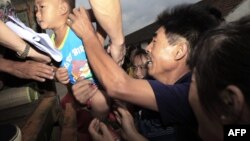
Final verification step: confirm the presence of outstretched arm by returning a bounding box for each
[0,58,54,82]
[68,7,158,111]
[0,21,51,63]
[89,0,125,66]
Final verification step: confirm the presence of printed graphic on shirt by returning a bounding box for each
[72,60,92,81]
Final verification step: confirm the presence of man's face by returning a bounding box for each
[145,26,178,79]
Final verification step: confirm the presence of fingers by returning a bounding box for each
[114,110,121,125]
[116,107,127,116]
[73,7,81,18]
[67,7,87,26]
[77,85,97,104]
[89,118,101,138]
[27,61,54,81]
[72,79,93,91]
[55,67,69,84]
[72,79,97,104]
[99,122,110,134]
[67,12,76,27]
[32,72,51,82]
[31,75,46,82]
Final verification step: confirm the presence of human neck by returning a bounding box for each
[155,65,190,85]
[53,23,68,48]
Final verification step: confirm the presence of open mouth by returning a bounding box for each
[146,60,152,65]
[145,53,152,68]
[146,58,153,68]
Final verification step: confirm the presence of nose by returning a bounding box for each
[145,41,153,53]
[134,68,143,79]
[35,10,41,20]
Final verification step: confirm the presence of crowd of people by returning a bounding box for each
[0,0,250,141]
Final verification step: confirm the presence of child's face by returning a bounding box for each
[34,0,61,29]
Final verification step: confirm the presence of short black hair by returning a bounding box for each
[190,15,250,117]
[157,3,224,62]
[64,0,75,12]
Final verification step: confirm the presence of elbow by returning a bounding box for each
[104,75,129,99]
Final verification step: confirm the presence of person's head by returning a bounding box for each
[145,3,223,83]
[188,15,250,141]
[130,48,150,79]
[35,0,75,30]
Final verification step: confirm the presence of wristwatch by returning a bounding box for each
[16,43,30,59]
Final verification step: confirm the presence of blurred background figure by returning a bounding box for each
[130,48,150,79]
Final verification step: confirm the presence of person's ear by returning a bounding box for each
[219,85,244,124]
[59,2,69,15]
[175,42,188,60]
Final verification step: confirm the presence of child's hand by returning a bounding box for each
[55,67,69,84]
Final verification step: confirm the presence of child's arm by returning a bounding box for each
[72,79,110,119]
[90,89,110,119]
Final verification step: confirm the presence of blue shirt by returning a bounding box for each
[148,72,196,125]
[135,108,176,141]
[52,27,95,84]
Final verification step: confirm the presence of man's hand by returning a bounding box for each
[67,7,95,42]
[114,107,148,141]
[88,118,116,141]
[72,78,97,104]
[107,43,126,66]
[68,7,126,66]
[12,60,54,82]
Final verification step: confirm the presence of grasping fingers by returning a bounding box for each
[72,78,97,104]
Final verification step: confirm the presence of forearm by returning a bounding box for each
[82,31,128,95]
[89,0,124,45]
[81,31,158,111]
[90,90,110,119]
[0,57,16,74]
[69,7,158,111]
[0,21,26,54]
